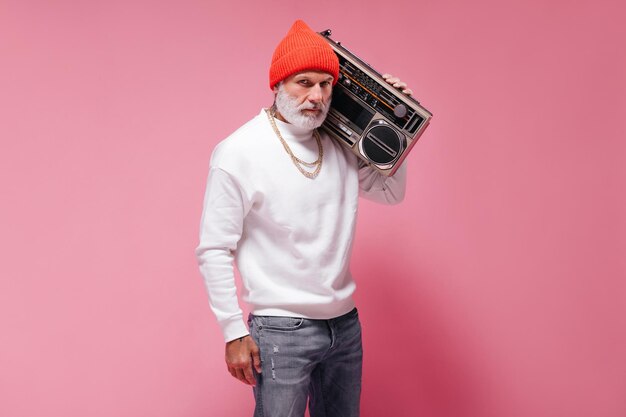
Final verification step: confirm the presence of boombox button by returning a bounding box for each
[338,123,353,136]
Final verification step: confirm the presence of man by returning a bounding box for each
[196,19,412,417]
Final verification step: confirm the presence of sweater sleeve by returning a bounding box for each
[195,166,250,342]
[358,161,407,204]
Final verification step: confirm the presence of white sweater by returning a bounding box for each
[196,109,406,342]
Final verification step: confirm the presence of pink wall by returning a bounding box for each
[1,1,624,416]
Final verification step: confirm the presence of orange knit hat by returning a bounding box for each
[269,20,339,90]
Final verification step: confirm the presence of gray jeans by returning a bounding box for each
[249,308,363,417]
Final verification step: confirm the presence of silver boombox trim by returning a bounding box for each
[319,30,433,176]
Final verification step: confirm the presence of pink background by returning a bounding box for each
[1,1,624,416]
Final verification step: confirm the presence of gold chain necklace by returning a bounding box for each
[265,107,323,179]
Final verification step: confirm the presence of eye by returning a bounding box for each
[320,81,331,87]
[298,79,311,86]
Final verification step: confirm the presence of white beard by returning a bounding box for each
[274,84,331,130]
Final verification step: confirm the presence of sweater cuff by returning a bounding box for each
[221,318,250,343]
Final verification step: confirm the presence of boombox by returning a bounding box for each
[319,30,433,176]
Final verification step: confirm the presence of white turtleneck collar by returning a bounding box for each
[266,108,316,143]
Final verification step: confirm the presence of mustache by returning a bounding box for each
[297,100,329,112]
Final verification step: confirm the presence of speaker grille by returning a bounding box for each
[362,124,403,164]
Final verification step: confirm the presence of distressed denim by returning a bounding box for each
[248,308,363,417]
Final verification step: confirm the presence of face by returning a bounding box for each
[273,71,334,129]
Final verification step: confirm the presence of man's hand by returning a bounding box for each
[225,335,262,386]
[382,74,413,96]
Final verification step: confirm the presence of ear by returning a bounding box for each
[272,80,283,94]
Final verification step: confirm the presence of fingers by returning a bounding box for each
[228,360,256,385]
[235,368,249,384]
[228,362,256,385]
[382,73,413,95]
[252,346,262,374]
[242,364,256,385]
[225,336,261,386]
[382,74,403,87]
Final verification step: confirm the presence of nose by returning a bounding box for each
[307,84,323,103]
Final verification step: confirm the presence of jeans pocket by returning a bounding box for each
[254,315,305,332]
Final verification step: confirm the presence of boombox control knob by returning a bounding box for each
[394,104,407,118]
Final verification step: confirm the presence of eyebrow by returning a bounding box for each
[295,75,334,82]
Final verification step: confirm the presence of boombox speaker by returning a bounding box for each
[319,30,433,176]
